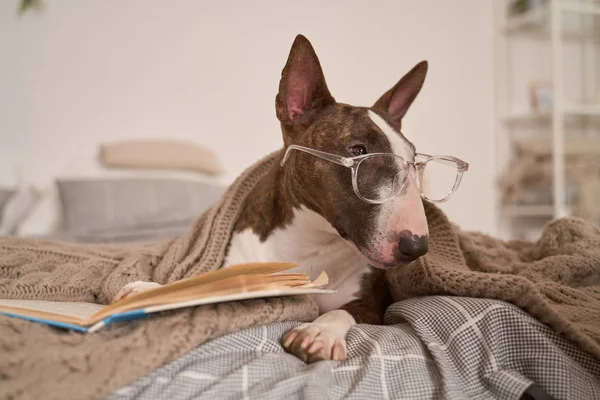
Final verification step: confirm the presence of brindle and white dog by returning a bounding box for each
[115,34,434,364]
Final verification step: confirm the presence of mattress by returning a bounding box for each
[107,296,600,400]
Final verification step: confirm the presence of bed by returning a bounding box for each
[1,146,599,400]
[106,297,600,400]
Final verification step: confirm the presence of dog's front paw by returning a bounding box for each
[112,281,162,303]
[282,323,348,363]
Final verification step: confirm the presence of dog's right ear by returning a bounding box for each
[276,35,335,129]
[372,61,428,129]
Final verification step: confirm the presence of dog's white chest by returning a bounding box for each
[224,206,369,313]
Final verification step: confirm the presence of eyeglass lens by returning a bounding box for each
[356,155,407,202]
[419,158,459,201]
[356,154,459,202]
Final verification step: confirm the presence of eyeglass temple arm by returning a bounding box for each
[415,152,469,172]
[281,145,351,167]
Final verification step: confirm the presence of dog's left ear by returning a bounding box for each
[373,61,428,128]
[276,35,335,129]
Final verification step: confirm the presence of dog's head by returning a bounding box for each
[277,34,429,270]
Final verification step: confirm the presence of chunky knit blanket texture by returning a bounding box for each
[1,150,600,400]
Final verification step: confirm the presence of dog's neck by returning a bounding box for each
[226,150,369,312]
[232,150,345,255]
[232,150,297,240]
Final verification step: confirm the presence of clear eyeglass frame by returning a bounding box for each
[280,144,469,205]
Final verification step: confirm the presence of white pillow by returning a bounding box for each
[16,186,62,237]
[0,184,41,235]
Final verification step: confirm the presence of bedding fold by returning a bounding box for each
[386,201,600,361]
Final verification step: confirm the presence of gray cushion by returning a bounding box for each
[45,222,191,244]
[56,178,225,233]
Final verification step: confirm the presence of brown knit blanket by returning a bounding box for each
[388,201,600,361]
[2,150,600,400]
[0,151,318,400]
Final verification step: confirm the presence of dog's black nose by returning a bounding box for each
[398,231,429,262]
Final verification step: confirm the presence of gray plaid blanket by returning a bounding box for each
[107,297,600,400]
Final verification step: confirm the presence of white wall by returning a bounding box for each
[0,0,496,234]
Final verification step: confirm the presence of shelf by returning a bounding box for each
[502,112,554,126]
[511,135,600,155]
[503,4,548,34]
[502,204,574,218]
[561,0,600,15]
[563,104,600,116]
[502,105,600,127]
[501,1,600,41]
[502,204,555,218]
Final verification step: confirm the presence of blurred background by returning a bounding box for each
[0,0,598,244]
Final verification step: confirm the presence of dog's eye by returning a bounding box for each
[349,145,368,156]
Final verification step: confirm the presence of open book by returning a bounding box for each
[0,262,335,333]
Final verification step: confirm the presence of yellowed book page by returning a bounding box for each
[151,274,310,302]
[146,276,311,305]
[90,273,311,322]
[109,261,300,310]
[0,300,105,325]
[299,271,329,288]
[140,286,337,315]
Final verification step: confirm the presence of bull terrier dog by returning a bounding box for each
[115,34,468,364]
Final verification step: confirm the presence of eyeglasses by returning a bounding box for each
[281,144,469,205]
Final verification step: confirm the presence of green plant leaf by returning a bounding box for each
[19,0,44,15]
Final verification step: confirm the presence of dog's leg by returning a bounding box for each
[338,269,392,326]
[282,309,355,362]
[282,269,391,362]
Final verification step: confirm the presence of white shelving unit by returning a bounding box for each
[494,0,600,240]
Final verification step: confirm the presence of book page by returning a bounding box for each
[142,286,337,314]
[91,272,312,321]
[110,261,300,309]
[0,299,105,319]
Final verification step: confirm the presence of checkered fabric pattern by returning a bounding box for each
[107,297,600,400]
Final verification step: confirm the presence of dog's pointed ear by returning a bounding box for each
[276,35,335,127]
[373,61,428,127]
